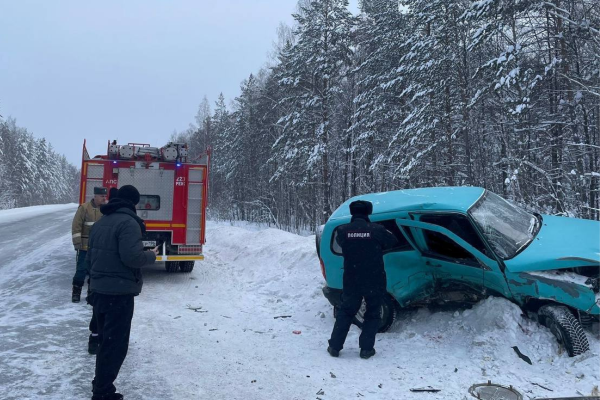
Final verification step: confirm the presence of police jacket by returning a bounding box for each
[86,198,156,296]
[72,200,102,251]
[335,215,398,292]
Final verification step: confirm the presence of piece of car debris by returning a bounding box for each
[293,330,302,334]
[316,389,324,395]
[274,315,292,319]
[531,382,553,391]
[186,305,207,312]
[330,372,336,378]
[512,346,532,365]
[410,387,441,393]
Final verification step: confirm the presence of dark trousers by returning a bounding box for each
[72,250,88,287]
[87,286,98,335]
[88,298,98,335]
[328,290,382,351]
[92,294,135,395]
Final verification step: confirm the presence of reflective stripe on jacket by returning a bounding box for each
[72,200,102,250]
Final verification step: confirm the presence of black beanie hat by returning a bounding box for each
[349,200,373,216]
[117,185,140,205]
[108,187,119,199]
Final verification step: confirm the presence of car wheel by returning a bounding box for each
[179,261,195,273]
[539,304,590,357]
[165,261,180,273]
[352,295,397,333]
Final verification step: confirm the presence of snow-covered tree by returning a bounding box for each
[272,0,355,222]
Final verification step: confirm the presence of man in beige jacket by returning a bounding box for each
[71,187,107,302]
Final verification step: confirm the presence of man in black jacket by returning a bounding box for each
[86,187,121,356]
[86,185,157,400]
[327,200,398,359]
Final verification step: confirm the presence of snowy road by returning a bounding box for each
[0,205,598,400]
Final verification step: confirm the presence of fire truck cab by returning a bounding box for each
[79,140,209,273]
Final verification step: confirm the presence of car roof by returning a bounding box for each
[329,186,485,220]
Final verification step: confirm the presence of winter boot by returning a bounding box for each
[91,393,123,400]
[360,348,376,359]
[327,346,339,357]
[88,334,100,355]
[72,285,82,303]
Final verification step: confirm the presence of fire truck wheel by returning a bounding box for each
[165,261,180,273]
[179,261,195,273]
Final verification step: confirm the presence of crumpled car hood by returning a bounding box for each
[505,215,600,272]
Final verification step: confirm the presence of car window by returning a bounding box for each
[136,195,161,210]
[331,228,343,255]
[330,219,412,256]
[419,214,492,258]
[468,190,537,259]
[422,229,475,261]
[375,220,413,253]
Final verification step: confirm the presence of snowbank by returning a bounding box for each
[0,203,77,225]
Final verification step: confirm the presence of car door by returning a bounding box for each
[331,218,435,306]
[395,217,511,298]
[374,219,435,307]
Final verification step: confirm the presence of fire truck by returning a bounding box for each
[79,140,209,273]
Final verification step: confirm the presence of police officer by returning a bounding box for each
[327,200,398,359]
[71,187,107,302]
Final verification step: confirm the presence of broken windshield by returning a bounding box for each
[468,191,539,259]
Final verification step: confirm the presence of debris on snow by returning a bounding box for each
[512,346,533,365]
[186,304,207,313]
[410,386,441,393]
[530,382,553,391]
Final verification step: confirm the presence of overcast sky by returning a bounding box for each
[0,0,359,165]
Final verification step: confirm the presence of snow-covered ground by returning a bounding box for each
[0,203,78,224]
[0,205,598,399]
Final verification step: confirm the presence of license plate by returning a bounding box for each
[143,241,156,247]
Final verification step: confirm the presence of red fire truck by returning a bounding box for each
[79,140,209,273]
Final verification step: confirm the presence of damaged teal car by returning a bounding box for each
[317,187,600,356]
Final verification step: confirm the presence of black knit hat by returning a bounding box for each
[108,187,119,199]
[117,185,140,205]
[349,200,373,216]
